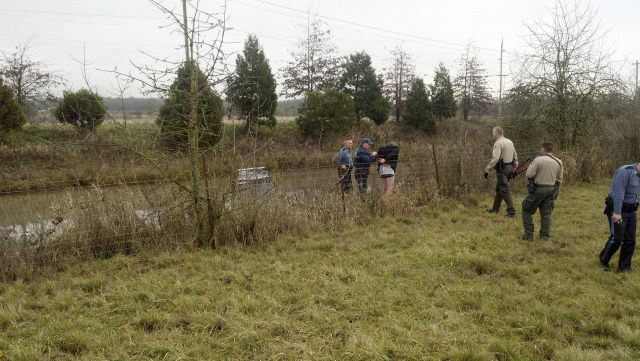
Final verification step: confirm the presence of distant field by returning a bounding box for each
[27,114,299,126]
[222,116,297,124]
[1,183,638,360]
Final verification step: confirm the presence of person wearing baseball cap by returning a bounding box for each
[354,138,377,198]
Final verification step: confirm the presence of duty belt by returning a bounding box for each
[622,202,639,213]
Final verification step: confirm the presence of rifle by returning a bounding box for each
[508,157,532,181]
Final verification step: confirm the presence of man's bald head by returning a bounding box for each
[492,126,504,140]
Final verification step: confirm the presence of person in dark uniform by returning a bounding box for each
[599,163,640,272]
[354,138,377,198]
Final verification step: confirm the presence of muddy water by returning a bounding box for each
[0,163,427,230]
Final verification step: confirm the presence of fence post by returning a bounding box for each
[432,144,441,190]
[340,177,346,215]
[459,130,468,192]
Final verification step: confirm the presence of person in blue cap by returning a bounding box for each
[599,162,640,272]
[354,138,377,197]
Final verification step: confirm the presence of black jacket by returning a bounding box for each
[377,145,400,172]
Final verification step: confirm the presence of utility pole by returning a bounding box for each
[462,42,470,120]
[182,0,190,63]
[498,39,504,117]
[306,10,313,93]
[397,52,404,122]
[635,60,639,98]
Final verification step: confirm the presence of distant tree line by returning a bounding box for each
[1,0,638,149]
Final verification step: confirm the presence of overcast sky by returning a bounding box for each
[0,0,638,98]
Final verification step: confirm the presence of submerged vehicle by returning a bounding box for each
[235,167,272,189]
[231,167,275,202]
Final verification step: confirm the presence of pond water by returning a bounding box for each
[0,163,427,243]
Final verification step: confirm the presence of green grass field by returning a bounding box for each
[1,182,639,360]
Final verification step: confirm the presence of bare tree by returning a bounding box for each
[516,0,620,146]
[280,16,340,98]
[100,0,230,247]
[454,47,493,120]
[383,47,415,122]
[0,42,64,110]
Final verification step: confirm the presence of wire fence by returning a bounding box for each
[0,144,615,279]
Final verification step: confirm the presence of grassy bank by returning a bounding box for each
[1,182,638,360]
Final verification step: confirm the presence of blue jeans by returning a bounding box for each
[600,210,637,271]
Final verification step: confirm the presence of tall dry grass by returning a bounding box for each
[0,185,194,280]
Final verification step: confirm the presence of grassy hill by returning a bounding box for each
[1,183,639,360]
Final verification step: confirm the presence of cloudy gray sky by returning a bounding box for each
[0,0,637,98]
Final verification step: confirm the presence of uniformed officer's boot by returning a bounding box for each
[521,233,533,241]
[599,239,619,270]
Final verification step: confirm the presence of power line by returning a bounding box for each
[236,0,504,54]
[0,7,164,20]
[0,13,295,46]
[0,5,510,59]
[0,34,180,51]
[229,0,502,57]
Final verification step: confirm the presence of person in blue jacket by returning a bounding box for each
[599,163,640,272]
[337,139,354,194]
[354,138,377,197]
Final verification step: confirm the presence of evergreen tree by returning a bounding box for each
[0,77,26,136]
[157,61,223,149]
[339,51,389,124]
[296,90,357,138]
[226,35,278,131]
[53,89,106,131]
[403,78,436,133]
[430,63,457,121]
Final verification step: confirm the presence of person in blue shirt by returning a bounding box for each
[337,139,354,194]
[354,138,377,198]
[599,163,640,272]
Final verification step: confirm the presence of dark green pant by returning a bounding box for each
[491,164,515,215]
[522,186,556,237]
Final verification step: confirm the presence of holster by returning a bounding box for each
[604,196,613,214]
[527,178,536,194]
[553,181,561,199]
[604,196,639,214]
[623,202,639,213]
[495,160,504,174]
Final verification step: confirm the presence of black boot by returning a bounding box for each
[599,240,619,269]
